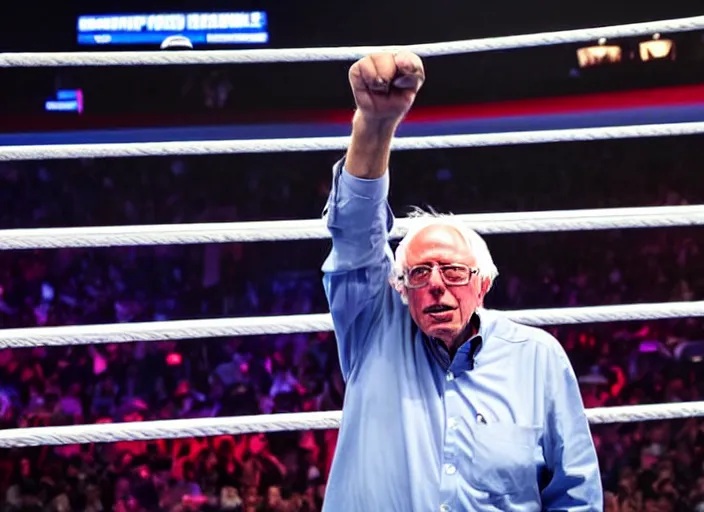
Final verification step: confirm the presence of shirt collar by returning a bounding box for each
[420,311,484,371]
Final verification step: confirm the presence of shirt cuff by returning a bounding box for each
[339,165,389,201]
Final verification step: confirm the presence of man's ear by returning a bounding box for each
[389,277,409,305]
[478,277,492,306]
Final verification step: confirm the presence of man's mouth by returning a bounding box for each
[423,304,454,314]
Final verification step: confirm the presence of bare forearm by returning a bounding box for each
[345,111,399,179]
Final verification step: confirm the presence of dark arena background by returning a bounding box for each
[1,0,704,510]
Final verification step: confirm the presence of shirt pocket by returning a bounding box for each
[468,422,540,496]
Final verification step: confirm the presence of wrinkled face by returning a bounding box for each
[404,225,488,345]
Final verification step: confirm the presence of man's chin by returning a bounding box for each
[423,324,457,343]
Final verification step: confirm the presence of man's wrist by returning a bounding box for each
[352,111,400,140]
[345,110,401,179]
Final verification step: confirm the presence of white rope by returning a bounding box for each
[2,204,704,250]
[1,401,702,447]
[0,411,342,448]
[584,402,704,424]
[1,301,702,349]
[2,122,704,162]
[1,15,702,68]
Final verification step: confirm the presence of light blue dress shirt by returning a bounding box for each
[321,161,603,512]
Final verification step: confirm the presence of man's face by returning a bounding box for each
[405,225,487,346]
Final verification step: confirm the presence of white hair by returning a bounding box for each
[390,208,499,303]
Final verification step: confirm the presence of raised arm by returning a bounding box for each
[345,52,424,179]
[321,53,424,377]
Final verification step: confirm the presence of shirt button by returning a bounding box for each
[447,417,458,430]
[444,463,457,475]
[445,372,454,382]
[440,505,451,512]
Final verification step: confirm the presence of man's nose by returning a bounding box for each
[427,267,446,295]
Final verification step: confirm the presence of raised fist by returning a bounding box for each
[349,52,425,122]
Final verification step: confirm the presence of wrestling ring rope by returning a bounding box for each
[3,122,704,161]
[1,14,703,66]
[3,204,704,249]
[2,16,704,449]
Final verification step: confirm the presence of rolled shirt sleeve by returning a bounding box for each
[321,160,396,378]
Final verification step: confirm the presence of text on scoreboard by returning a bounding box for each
[77,12,268,46]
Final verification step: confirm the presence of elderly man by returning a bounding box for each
[321,52,602,511]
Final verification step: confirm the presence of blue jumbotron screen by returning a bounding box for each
[77,12,268,46]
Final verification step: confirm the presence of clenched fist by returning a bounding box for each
[349,52,425,122]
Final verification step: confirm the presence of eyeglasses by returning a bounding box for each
[403,263,478,289]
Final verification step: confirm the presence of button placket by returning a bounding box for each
[439,381,461,509]
[444,463,457,475]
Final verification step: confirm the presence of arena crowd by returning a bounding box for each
[0,131,703,511]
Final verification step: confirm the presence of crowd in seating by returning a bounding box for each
[0,133,703,511]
